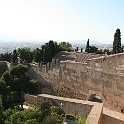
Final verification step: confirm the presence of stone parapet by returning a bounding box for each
[24,94,103,124]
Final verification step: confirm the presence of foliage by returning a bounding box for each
[10,64,28,78]
[1,101,86,124]
[0,53,12,62]
[1,71,12,86]
[89,46,98,53]
[59,41,73,51]
[113,28,122,54]
[2,105,64,124]
[41,115,62,124]
[12,49,18,63]
[1,64,38,109]
[85,39,98,53]
[2,108,43,124]
[0,96,4,124]
[85,39,89,52]
[65,114,86,124]
[0,40,73,64]
[2,107,20,124]
[0,80,6,95]
[41,101,51,117]
[85,39,112,55]
[33,48,43,63]
[18,48,33,63]
[24,119,38,124]
[77,116,86,124]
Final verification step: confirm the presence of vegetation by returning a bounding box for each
[113,28,122,54]
[85,39,112,54]
[0,64,38,109]
[1,102,86,124]
[0,102,65,124]
[59,41,73,51]
[64,114,86,124]
[0,28,124,63]
[0,41,73,64]
[85,39,90,53]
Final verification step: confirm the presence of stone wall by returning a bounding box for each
[101,108,124,124]
[24,94,93,118]
[24,94,124,124]
[24,94,104,124]
[28,53,124,112]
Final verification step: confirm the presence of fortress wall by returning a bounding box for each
[86,53,124,75]
[28,53,124,112]
[0,61,10,77]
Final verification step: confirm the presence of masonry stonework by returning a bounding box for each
[28,52,124,112]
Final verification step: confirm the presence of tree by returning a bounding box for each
[59,42,73,51]
[1,64,38,109]
[113,28,122,54]
[41,41,60,64]
[18,48,33,63]
[89,46,98,53]
[0,52,12,62]
[12,49,18,63]
[85,39,90,52]
[33,48,43,63]
[0,79,6,95]
[10,64,28,78]
[0,96,4,124]
[3,108,43,124]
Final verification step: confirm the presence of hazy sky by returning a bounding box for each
[0,0,124,44]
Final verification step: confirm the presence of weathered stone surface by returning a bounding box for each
[27,52,124,112]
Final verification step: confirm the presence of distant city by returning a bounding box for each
[0,41,116,54]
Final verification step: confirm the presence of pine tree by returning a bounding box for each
[113,28,122,54]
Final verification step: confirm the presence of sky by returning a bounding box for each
[0,0,124,44]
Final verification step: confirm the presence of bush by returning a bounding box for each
[24,119,38,124]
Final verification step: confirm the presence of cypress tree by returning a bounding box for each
[113,28,122,53]
[85,39,90,53]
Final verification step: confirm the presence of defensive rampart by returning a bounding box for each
[28,52,124,112]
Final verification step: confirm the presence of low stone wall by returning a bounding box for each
[101,108,124,124]
[24,94,37,106]
[24,94,103,124]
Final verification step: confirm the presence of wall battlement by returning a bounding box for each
[28,52,124,112]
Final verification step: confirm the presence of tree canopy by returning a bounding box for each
[1,64,38,109]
